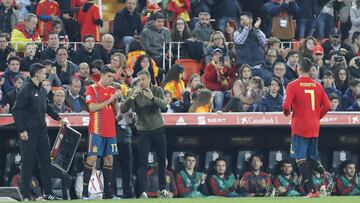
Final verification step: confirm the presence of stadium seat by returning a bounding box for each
[3,153,21,186]
[235,150,255,177]
[175,59,201,85]
[332,150,351,175]
[268,150,288,175]
[50,166,72,200]
[204,151,224,172]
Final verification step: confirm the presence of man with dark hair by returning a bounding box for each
[3,56,23,94]
[208,158,240,197]
[234,12,266,67]
[51,89,71,113]
[12,63,66,201]
[258,77,283,112]
[122,69,169,198]
[53,46,79,85]
[239,154,273,197]
[256,48,277,86]
[285,50,300,81]
[82,65,121,200]
[175,153,206,198]
[322,71,342,99]
[335,160,360,196]
[273,160,304,196]
[65,77,87,112]
[283,57,331,198]
[1,75,24,112]
[0,33,15,71]
[40,32,60,61]
[140,12,172,69]
[73,34,102,67]
[273,61,289,96]
[342,78,360,110]
[0,0,20,34]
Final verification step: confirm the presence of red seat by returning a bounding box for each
[175,59,201,85]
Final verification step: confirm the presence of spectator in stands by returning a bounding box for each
[264,0,299,41]
[273,61,288,96]
[256,48,277,86]
[175,153,206,198]
[310,63,321,82]
[1,75,24,112]
[133,54,158,85]
[321,51,347,78]
[77,0,103,41]
[349,0,360,41]
[65,77,87,112]
[240,76,265,112]
[146,160,178,198]
[113,0,142,53]
[40,32,59,61]
[351,31,360,57]
[214,0,241,32]
[42,79,54,103]
[300,36,317,59]
[162,90,175,113]
[295,0,317,39]
[208,158,240,197]
[191,12,213,42]
[188,89,212,113]
[42,59,61,87]
[312,170,334,197]
[3,56,23,94]
[53,46,79,85]
[202,48,236,111]
[258,77,283,112]
[51,19,69,46]
[265,37,286,61]
[189,0,212,29]
[237,64,252,87]
[90,59,103,82]
[140,12,172,69]
[35,0,60,41]
[51,89,71,113]
[341,78,360,110]
[329,93,341,111]
[224,20,237,42]
[322,71,342,98]
[96,34,116,64]
[163,64,185,102]
[347,93,360,111]
[111,52,133,87]
[204,31,229,65]
[127,39,160,75]
[315,1,337,40]
[348,56,360,79]
[74,34,102,67]
[20,43,39,71]
[234,12,266,67]
[335,160,360,195]
[182,74,202,112]
[239,154,273,197]
[171,17,191,42]
[75,62,95,95]
[273,160,304,196]
[0,33,14,71]
[10,13,41,52]
[335,66,351,95]
[312,45,325,73]
[223,80,245,112]
[284,50,299,81]
[0,0,20,34]
[323,28,354,61]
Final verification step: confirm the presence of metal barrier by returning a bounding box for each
[10,41,102,52]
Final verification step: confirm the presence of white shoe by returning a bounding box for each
[139,192,148,199]
[159,190,172,198]
[320,185,327,197]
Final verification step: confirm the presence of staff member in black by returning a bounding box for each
[122,69,170,198]
[12,63,66,201]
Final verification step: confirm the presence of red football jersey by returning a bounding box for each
[282,76,331,138]
[36,0,60,40]
[77,4,101,41]
[85,83,116,137]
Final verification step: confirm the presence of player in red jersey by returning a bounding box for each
[283,57,331,198]
[82,66,121,199]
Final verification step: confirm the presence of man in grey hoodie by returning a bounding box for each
[192,12,214,42]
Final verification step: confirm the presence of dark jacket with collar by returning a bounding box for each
[0,46,14,71]
[258,92,283,112]
[12,78,61,134]
[52,60,79,85]
[140,22,172,58]
[40,47,57,61]
[347,102,360,111]
[113,8,142,43]
[341,88,355,111]
[64,90,87,112]
[95,44,117,64]
[73,45,102,67]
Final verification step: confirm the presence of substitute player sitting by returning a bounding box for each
[283,57,331,198]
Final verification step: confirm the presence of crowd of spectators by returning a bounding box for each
[1,0,360,114]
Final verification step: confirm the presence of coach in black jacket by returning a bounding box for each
[12,63,66,201]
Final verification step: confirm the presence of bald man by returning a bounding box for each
[95,34,116,64]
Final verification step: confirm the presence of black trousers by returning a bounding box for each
[137,128,167,194]
[20,131,52,197]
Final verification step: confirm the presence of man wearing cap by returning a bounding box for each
[202,48,236,111]
[323,28,353,61]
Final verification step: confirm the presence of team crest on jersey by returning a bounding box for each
[86,95,92,101]
[92,145,98,153]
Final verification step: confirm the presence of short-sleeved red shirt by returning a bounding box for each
[85,83,116,137]
[282,76,331,138]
